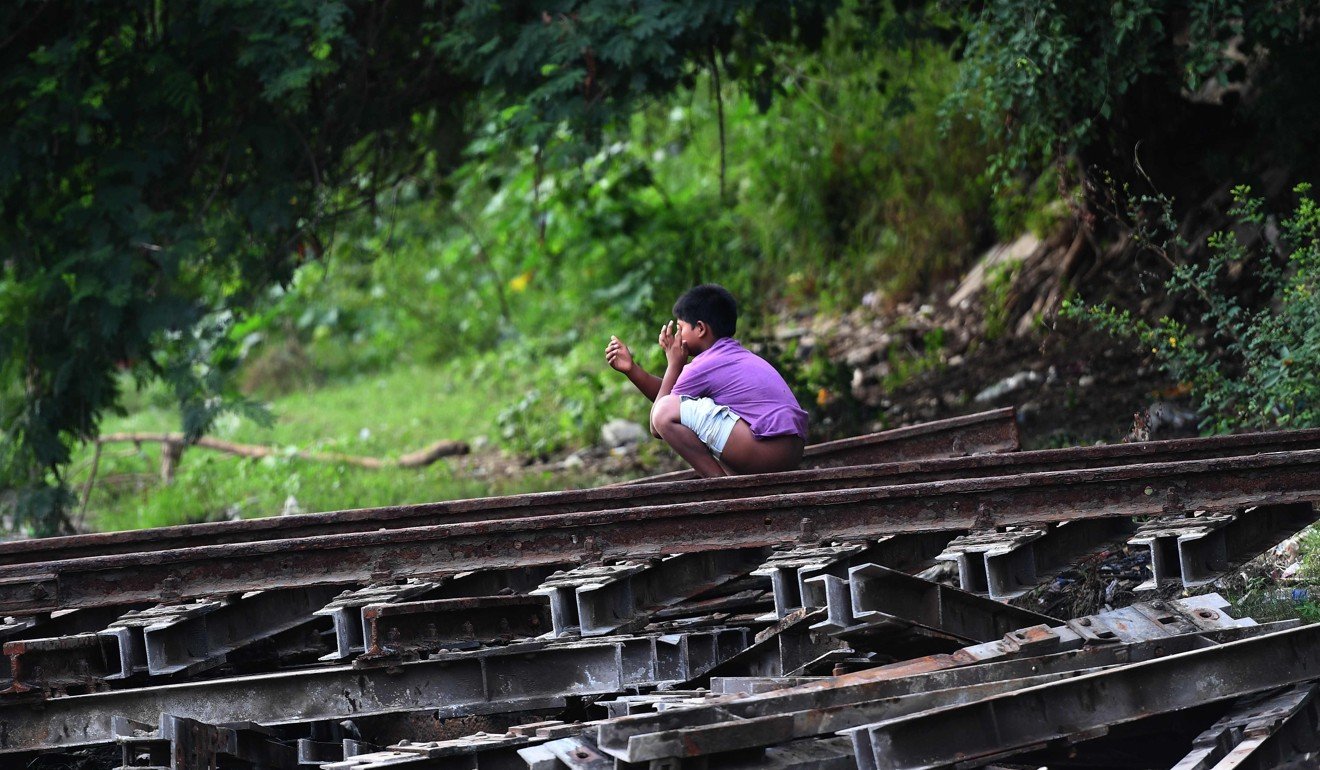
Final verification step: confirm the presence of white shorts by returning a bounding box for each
[679,396,740,459]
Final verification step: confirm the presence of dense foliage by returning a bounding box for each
[13,0,1320,535]
[1066,184,1320,432]
[0,0,838,534]
[950,0,1320,200]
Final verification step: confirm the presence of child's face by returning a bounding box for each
[675,319,702,351]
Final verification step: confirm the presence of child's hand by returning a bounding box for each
[605,335,634,374]
[659,320,687,367]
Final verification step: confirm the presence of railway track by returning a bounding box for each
[3,412,1319,769]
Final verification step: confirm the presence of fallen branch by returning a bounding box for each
[96,433,470,482]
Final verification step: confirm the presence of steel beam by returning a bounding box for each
[627,407,1021,483]
[1,631,126,696]
[754,535,953,619]
[359,595,551,660]
[692,608,848,681]
[106,585,343,677]
[9,417,1320,569]
[320,733,537,769]
[851,622,1320,770]
[316,568,561,661]
[115,713,296,770]
[1132,502,1318,590]
[593,596,1261,762]
[1170,684,1320,770]
[0,629,746,754]
[533,549,768,637]
[0,604,148,643]
[8,450,1320,614]
[937,517,1136,599]
[837,563,1058,642]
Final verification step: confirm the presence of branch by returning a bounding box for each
[95,433,470,477]
[709,46,727,205]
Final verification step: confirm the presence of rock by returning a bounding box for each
[601,418,647,448]
[947,233,1042,310]
[973,370,1043,403]
[562,452,585,469]
[1078,375,1096,388]
[280,495,303,517]
[471,435,490,451]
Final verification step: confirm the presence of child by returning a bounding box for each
[605,284,808,477]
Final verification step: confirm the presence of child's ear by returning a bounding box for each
[696,321,711,338]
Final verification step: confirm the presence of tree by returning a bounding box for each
[0,0,837,535]
[950,0,1320,206]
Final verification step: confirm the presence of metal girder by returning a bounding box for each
[0,603,148,642]
[317,568,562,662]
[1,631,126,695]
[649,669,1102,765]
[1170,684,1320,770]
[753,536,953,620]
[106,585,343,677]
[532,549,768,637]
[0,410,1016,569]
[8,449,1320,615]
[297,737,373,767]
[10,417,1320,571]
[115,713,295,770]
[317,581,448,661]
[320,733,537,769]
[0,629,747,754]
[627,407,1021,484]
[692,609,849,681]
[358,595,551,660]
[850,622,1320,770]
[591,597,1262,763]
[1132,503,1318,590]
[807,562,1056,646]
[937,517,1136,599]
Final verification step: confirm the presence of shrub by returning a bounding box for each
[1065,184,1320,432]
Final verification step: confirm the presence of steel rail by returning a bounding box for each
[3,449,1320,614]
[851,622,1320,770]
[0,629,747,754]
[623,407,1020,484]
[7,420,1320,570]
[0,410,1015,568]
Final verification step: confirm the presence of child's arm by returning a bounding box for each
[654,321,688,400]
[606,335,662,401]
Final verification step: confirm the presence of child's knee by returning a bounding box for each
[650,394,682,435]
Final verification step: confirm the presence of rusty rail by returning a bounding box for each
[6,420,1320,572]
[3,449,1320,614]
[624,406,1020,483]
[0,409,1015,568]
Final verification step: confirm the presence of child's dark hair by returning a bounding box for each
[673,284,737,338]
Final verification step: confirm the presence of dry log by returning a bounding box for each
[95,433,470,481]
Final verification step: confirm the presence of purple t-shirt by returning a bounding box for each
[673,337,809,440]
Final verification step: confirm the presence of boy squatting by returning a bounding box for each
[604,284,809,478]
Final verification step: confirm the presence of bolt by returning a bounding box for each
[1078,618,1092,627]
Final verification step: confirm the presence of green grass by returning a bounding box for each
[73,359,639,532]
